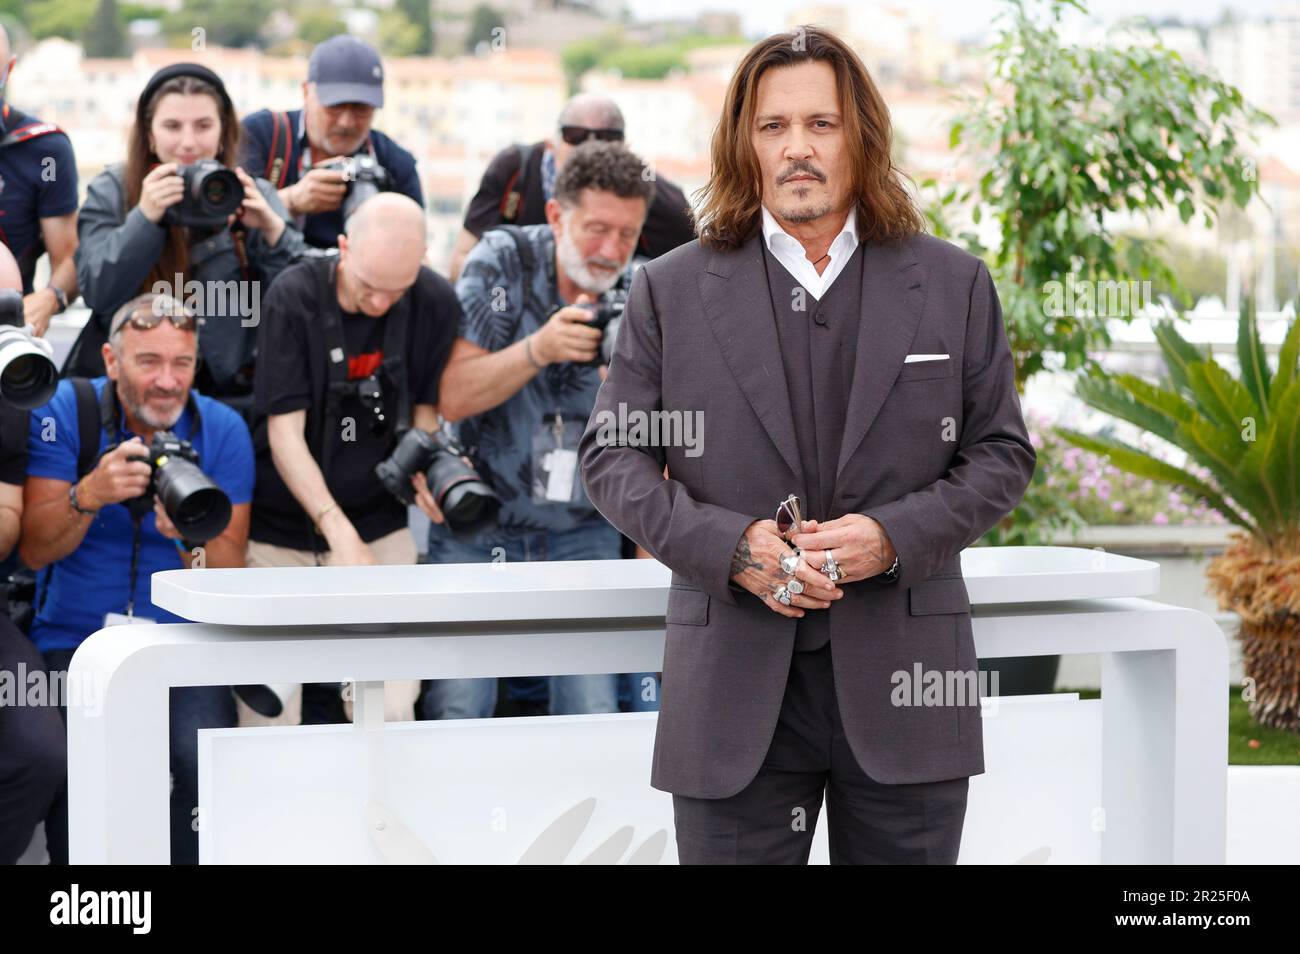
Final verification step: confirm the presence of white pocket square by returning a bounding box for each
[903,353,950,363]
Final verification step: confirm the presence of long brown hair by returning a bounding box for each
[123,76,242,291]
[694,26,924,251]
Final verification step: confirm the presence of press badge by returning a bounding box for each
[104,613,157,627]
[532,412,584,503]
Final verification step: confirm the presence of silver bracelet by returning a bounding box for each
[523,334,544,371]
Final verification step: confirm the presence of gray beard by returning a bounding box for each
[556,228,623,295]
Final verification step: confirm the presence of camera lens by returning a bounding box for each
[154,452,233,542]
[0,328,58,409]
[202,176,230,206]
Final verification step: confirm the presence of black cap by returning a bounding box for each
[137,63,233,126]
[308,35,384,108]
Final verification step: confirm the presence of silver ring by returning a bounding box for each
[773,584,793,605]
[821,552,842,582]
[786,578,805,596]
[779,549,802,576]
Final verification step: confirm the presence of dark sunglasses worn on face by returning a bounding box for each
[559,125,625,146]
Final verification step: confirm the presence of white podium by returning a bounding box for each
[64,547,1228,864]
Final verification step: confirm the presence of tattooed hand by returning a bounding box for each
[730,519,843,619]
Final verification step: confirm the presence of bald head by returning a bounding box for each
[554,94,625,168]
[558,93,623,131]
[338,193,426,317]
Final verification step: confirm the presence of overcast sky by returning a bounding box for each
[627,0,1282,43]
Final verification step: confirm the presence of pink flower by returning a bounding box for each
[1153,512,1169,525]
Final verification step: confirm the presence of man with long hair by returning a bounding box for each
[580,27,1035,863]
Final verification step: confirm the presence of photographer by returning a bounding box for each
[425,141,660,719]
[21,292,254,864]
[0,243,63,864]
[0,25,79,337]
[66,63,306,417]
[247,193,466,726]
[240,35,422,250]
[449,93,694,281]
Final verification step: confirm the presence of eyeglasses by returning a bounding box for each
[559,125,625,146]
[775,493,804,539]
[109,302,197,339]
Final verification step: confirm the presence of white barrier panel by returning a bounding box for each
[199,695,1104,864]
[64,549,1227,864]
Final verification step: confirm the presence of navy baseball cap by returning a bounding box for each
[308,35,384,108]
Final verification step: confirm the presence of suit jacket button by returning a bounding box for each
[813,311,827,326]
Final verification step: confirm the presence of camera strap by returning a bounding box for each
[99,382,202,616]
[311,257,411,547]
[0,107,66,150]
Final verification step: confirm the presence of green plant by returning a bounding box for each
[927,0,1271,392]
[1059,296,1300,731]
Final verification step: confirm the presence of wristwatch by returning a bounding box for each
[880,555,900,583]
[69,482,97,516]
[48,286,69,314]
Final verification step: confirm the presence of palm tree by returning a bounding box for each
[1058,297,1300,732]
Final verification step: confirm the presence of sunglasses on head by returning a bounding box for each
[559,125,625,146]
[110,303,197,339]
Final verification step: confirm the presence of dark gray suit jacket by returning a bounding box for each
[579,229,1035,798]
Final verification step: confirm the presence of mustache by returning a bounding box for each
[779,162,826,184]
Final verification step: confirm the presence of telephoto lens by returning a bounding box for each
[165,160,243,227]
[374,428,501,534]
[0,289,58,409]
[147,431,232,542]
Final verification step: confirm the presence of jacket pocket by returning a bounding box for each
[908,576,970,615]
[896,357,954,382]
[666,585,710,626]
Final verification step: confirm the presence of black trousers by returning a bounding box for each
[672,641,970,864]
[0,614,65,864]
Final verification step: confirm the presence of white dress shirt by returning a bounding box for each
[760,205,859,300]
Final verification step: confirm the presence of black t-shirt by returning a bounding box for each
[0,404,28,487]
[250,258,460,549]
[461,141,697,261]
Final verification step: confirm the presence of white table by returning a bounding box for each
[65,547,1227,864]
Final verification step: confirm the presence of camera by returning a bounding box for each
[578,283,629,367]
[105,430,232,542]
[337,153,390,222]
[376,428,500,535]
[0,289,58,409]
[164,160,243,228]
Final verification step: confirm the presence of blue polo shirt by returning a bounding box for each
[239,108,423,249]
[0,106,78,293]
[25,378,255,653]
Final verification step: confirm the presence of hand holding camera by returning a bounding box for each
[85,433,232,542]
[285,164,349,216]
[78,438,153,510]
[533,295,603,366]
[230,167,285,241]
[140,160,245,228]
[138,163,186,224]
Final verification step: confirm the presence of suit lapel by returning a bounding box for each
[835,240,928,480]
[698,233,803,484]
